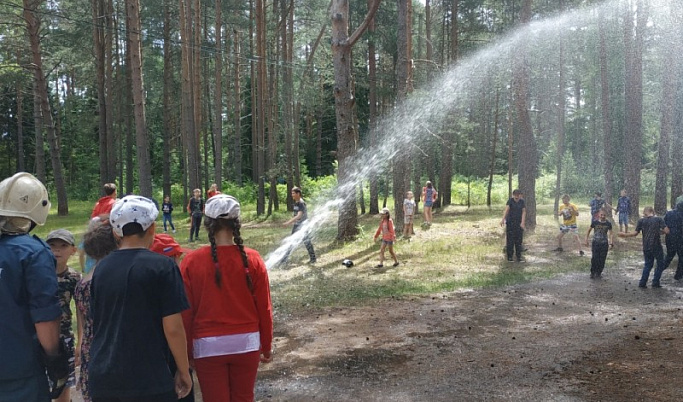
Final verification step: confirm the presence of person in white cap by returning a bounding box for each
[180,194,273,402]
[88,195,192,401]
[0,172,67,402]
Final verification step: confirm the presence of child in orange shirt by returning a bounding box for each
[374,208,399,268]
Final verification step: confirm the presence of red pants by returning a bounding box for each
[194,351,260,402]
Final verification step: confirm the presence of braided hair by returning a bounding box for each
[204,215,253,292]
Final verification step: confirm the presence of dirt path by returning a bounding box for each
[256,262,683,401]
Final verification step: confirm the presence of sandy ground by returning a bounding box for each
[70,255,683,402]
[254,259,683,401]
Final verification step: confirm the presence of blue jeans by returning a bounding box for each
[639,248,665,287]
[163,213,175,231]
[619,212,629,226]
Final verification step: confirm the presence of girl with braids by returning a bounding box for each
[180,194,273,402]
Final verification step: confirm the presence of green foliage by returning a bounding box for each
[221,182,259,205]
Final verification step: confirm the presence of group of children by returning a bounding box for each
[12,176,273,402]
[371,182,439,268]
[501,188,682,288]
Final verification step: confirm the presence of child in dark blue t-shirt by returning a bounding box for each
[619,206,669,288]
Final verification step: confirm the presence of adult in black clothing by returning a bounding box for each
[501,189,526,262]
[283,187,316,264]
[663,201,683,280]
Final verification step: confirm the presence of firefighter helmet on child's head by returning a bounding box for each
[0,172,51,225]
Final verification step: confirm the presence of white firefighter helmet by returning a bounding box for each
[0,172,51,226]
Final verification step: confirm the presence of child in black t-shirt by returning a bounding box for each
[619,206,669,288]
[585,210,613,279]
[89,196,192,401]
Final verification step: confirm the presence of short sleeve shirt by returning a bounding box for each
[403,199,416,216]
[57,268,81,337]
[560,203,579,226]
[589,198,605,216]
[189,198,204,217]
[617,196,631,214]
[590,220,612,244]
[293,200,308,222]
[0,234,61,380]
[635,216,666,252]
[664,210,683,238]
[89,248,189,398]
[506,198,526,225]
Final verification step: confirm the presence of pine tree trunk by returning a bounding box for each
[126,0,152,196]
[233,28,242,185]
[513,0,537,230]
[623,0,647,220]
[655,3,680,213]
[393,0,412,226]
[15,56,25,172]
[163,0,174,198]
[180,0,199,190]
[598,7,615,208]
[255,0,266,215]
[24,0,68,214]
[554,37,565,216]
[214,0,223,189]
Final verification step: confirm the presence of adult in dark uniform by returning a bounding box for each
[0,172,63,402]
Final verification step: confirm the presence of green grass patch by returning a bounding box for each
[267,203,613,315]
[37,197,641,321]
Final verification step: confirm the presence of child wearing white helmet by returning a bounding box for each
[88,195,192,401]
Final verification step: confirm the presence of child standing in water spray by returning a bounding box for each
[555,194,584,256]
[618,206,669,288]
[374,208,400,268]
[180,194,273,401]
[421,181,438,226]
[403,191,416,239]
[584,210,614,279]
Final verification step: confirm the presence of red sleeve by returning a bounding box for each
[375,222,382,238]
[249,251,273,354]
[388,220,396,240]
[179,257,195,360]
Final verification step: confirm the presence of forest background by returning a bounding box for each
[1,0,682,240]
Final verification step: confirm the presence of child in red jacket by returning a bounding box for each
[180,194,273,402]
[374,208,400,268]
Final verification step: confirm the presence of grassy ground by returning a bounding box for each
[264,203,635,316]
[37,200,642,328]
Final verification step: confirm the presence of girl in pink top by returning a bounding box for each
[373,208,400,268]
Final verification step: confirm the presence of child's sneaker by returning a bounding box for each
[172,230,176,234]
[553,247,563,252]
